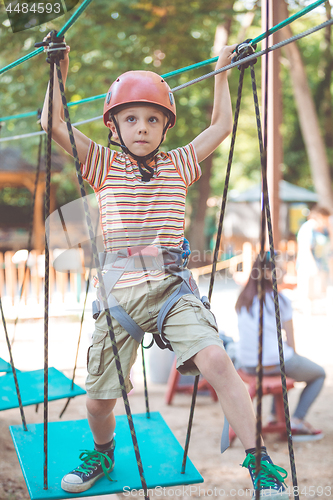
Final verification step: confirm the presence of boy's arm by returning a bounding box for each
[192,44,236,164]
[41,41,91,165]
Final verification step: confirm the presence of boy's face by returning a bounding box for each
[107,105,167,157]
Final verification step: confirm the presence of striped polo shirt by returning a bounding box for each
[81,140,201,287]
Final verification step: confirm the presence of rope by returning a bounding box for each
[42,59,54,490]
[250,59,300,500]
[54,58,149,499]
[170,17,333,93]
[0,0,94,77]
[0,296,28,431]
[1,16,332,142]
[0,0,328,122]
[59,216,100,419]
[181,66,245,473]
[0,115,103,143]
[141,344,150,418]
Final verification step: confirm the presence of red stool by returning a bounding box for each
[165,358,218,405]
[229,369,295,443]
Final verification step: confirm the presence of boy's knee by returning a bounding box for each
[86,397,117,418]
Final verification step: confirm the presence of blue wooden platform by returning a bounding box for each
[0,367,86,411]
[10,412,203,499]
[0,357,14,373]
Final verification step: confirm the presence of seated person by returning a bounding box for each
[235,253,326,441]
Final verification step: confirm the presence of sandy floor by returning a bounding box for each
[1,276,332,500]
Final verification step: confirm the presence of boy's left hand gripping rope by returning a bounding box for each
[34,31,67,64]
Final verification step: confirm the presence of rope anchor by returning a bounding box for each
[34,30,67,64]
[232,39,258,70]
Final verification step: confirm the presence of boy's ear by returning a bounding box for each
[106,121,119,140]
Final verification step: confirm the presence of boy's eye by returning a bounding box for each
[149,116,158,123]
[126,116,136,123]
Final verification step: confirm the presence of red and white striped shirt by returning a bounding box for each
[82,140,201,287]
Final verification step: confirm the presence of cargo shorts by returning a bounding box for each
[86,274,224,399]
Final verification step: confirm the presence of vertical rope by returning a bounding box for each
[54,59,149,500]
[141,344,150,418]
[181,68,245,473]
[0,297,28,430]
[250,64,299,500]
[43,62,54,491]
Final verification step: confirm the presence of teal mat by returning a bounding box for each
[0,357,14,373]
[10,412,203,499]
[0,367,86,411]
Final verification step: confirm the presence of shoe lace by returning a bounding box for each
[74,449,114,481]
[242,454,288,489]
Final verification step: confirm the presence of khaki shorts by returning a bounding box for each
[86,274,224,399]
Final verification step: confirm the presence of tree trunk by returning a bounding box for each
[280,0,333,211]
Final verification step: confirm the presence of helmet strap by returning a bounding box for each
[108,115,171,182]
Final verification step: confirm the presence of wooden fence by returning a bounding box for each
[0,250,87,306]
[0,241,298,306]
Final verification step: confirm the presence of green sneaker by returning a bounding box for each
[242,453,289,499]
[61,440,115,493]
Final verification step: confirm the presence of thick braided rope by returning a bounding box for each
[43,61,54,490]
[181,375,199,474]
[181,67,245,473]
[250,64,299,500]
[141,344,150,418]
[0,297,27,431]
[54,60,149,499]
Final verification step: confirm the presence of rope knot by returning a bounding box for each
[232,39,257,70]
[34,30,67,64]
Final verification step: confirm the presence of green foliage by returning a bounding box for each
[0,0,332,236]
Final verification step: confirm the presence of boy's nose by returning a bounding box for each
[138,121,148,134]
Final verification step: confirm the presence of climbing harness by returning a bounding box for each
[91,240,209,352]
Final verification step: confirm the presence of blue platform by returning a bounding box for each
[0,357,14,373]
[0,367,86,411]
[10,412,203,499]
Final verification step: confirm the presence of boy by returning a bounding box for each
[41,37,289,498]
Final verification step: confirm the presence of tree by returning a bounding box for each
[280,0,333,211]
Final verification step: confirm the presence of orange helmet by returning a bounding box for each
[103,71,176,128]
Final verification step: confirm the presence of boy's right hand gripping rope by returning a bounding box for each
[231,39,257,70]
[34,30,67,64]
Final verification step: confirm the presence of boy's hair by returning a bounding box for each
[103,71,176,128]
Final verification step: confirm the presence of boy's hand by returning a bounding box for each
[215,44,237,71]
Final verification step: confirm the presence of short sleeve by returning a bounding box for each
[168,143,201,187]
[81,141,115,190]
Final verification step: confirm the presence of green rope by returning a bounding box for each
[0,0,94,77]
[0,0,327,120]
[250,0,327,46]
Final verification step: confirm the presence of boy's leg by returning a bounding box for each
[61,398,117,493]
[192,345,259,450]
[162,292,289,498]
[86,397,117,446]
